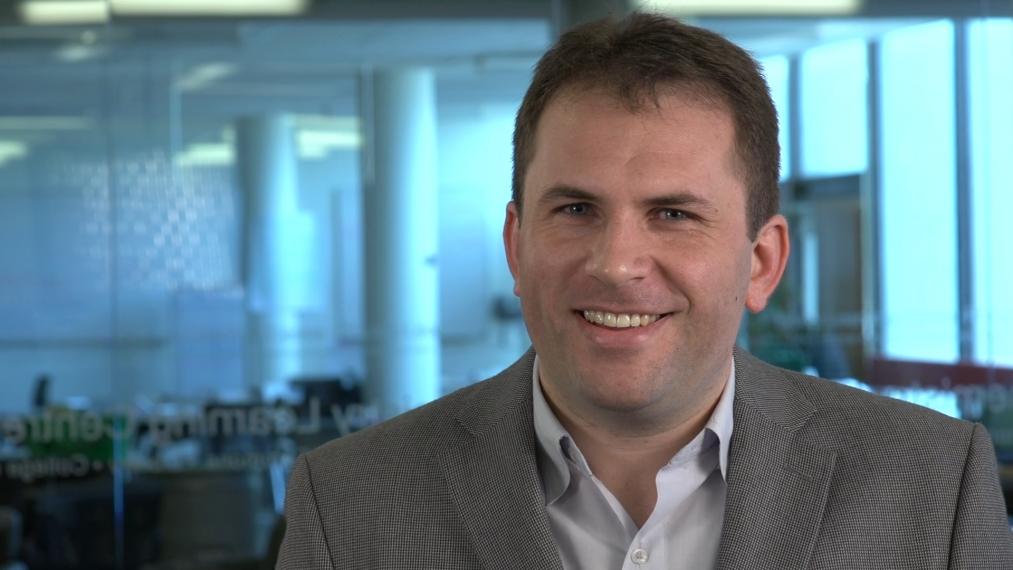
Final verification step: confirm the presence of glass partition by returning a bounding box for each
[1,2,1012,568]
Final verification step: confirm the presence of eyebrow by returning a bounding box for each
[536,185,599,206]
[642,193,719,214]
[536,184,719,214]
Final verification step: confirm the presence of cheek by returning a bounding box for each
[517,251,587,327]
[515,248,555,302]
[680,251,752,307]
[722,256,755,314]
[523,239,582,281]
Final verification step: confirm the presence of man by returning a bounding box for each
[278,13,1013,569]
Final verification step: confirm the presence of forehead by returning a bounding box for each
[526,87,742,194]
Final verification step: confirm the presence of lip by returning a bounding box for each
[577,306,666,315]
[573,310,670,350]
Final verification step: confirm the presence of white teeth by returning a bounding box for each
[581,310,661,329]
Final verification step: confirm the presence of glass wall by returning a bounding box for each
[799,38,868,178]
[0,2,1011,568]
[969,18,1013,369]
[724,11,1013,516]
[879,20,959,362]
[0,9,547,569]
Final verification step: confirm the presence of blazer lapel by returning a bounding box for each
[717,350,838,570]
[435,351,564,570]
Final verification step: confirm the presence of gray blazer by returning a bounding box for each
[277,349,1013,569]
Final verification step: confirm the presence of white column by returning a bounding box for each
[361,68,441,419]
[237,114,312,387]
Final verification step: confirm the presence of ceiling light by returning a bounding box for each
[298,130,361,159]
[0,116,93,130]
[0,141,29,167]
[175,142,234,167]
[56,43,105,62]
[176,63,236,91]
[293,115,361,159]
[110,0,309,17]
[19,1,109,25]
[636,0,861,16]
[292,115,357,132]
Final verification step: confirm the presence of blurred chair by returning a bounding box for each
[158,469,275,564]
[31,375,50,412]
[261,515,286,570]
[0,507,27,570]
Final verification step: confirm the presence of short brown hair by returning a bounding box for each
[512,12,780,238]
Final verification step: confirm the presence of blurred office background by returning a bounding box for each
[0,0,1010,568]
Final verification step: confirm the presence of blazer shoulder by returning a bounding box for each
[302,351,534,475]
[304,378,485,468]
[736,351,970,449]
[775,364,976,455]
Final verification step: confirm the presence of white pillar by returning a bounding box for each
[361,68,441,419]
[237,114,312,387]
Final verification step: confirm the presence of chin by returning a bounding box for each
[581,377,662,413]
[589,396,656,414]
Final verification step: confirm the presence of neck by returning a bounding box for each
[539,364,729,527]
[545,383,721,475]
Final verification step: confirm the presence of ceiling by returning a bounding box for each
[0,0,999,154]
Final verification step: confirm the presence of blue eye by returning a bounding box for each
[563,203,590,215]
[659,209,688,220]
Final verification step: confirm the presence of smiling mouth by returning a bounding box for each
[579,310,669,329]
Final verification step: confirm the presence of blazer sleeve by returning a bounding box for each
[948,423,1013,569]
[276,454,336,570]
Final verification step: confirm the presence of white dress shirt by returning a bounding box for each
[532,357,735,570]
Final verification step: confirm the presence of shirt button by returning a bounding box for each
[631,548,649,564]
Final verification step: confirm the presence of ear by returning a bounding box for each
[503,201,522,297]
[745,214,790,313]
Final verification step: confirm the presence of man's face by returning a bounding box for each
[504,87,787,425]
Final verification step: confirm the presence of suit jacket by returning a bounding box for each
[277,349,1013,569]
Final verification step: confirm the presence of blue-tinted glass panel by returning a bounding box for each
[800,39,868,177]
[879,20,958,362]
[969,19,1013,367]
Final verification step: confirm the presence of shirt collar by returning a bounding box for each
[531,355,575,504]
[708,361,735,478]
[531,354,736,505]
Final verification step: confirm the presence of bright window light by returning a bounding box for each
[969,19,1013,366]
[879,20,958,362]
[110,0,308,16]
[800,39,868,177]
[636,0,861,16]
[19,1,109,25]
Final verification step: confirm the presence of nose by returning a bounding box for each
[584,217,651,286]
